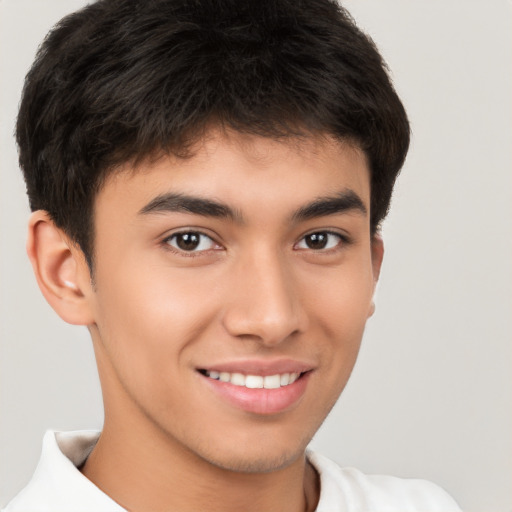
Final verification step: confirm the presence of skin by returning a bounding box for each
[27,130,383,512]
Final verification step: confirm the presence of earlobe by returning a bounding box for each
[27,211,95,325]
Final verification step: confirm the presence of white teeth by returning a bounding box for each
[280,373,290,386]
[245,375,264,388]
[263,375,281,389]
[219,372,231,382]
[204,370,303,389]
[231,373,246,386]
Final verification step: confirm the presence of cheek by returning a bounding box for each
[92,257,223,372]
[302,258,375,392]
[305,261,374,336]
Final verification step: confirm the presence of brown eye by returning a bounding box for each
[166,231,217,252]
[305,233,328,249]
[296,231,343,251]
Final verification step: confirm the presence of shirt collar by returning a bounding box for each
[5,430,126,511]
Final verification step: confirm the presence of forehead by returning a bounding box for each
[96,131,371,218]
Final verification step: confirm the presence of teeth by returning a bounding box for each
[245,375,263,388]
[280,373,290,386]
[263,375,281,389]
[231,373,245,386]
[204,370,302,388]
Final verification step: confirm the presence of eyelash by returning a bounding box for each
[163,231,220,257]
[162,229,350,256]
[294,231,349,252]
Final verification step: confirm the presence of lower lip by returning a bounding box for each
[200,372,311,415]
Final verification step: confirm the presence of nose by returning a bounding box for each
[221,250,307,346]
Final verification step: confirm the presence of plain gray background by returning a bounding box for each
[1,1,511,510]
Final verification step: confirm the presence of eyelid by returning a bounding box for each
[294,229,349,251]
[162,228,223,255]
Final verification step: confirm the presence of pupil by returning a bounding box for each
[306,233,327,249]
[177,233,200,250]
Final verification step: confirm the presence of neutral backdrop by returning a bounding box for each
[1,1,511,511]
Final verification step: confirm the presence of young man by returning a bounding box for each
[4,0,461,510]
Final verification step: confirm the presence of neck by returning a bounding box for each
[81,418,319,512]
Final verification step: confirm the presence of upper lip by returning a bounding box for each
[197,358,315,376]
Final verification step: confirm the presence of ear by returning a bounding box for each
[368,233,384,318]
[26,211,95,325]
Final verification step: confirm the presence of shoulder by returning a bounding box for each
[308,450,462,512]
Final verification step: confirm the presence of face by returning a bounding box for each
[85,131,381,473]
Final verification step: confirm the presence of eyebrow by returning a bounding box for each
[139,193,243,221]
[138,188,367,223]
[291,189,367,222]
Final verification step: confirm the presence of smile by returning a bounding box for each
[198,366,312,415]
[201,370,302,389]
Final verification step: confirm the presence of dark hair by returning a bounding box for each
[16,0,410,269]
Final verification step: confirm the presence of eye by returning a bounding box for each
[165,231,219,253]
[295,231,344,251]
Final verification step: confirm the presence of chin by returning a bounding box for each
[200,446,305,474]
[188,426,314,475]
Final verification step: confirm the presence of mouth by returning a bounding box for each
[198,369,304,389]
[197,365,312,415]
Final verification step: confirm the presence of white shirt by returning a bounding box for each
[2,431,461,511]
